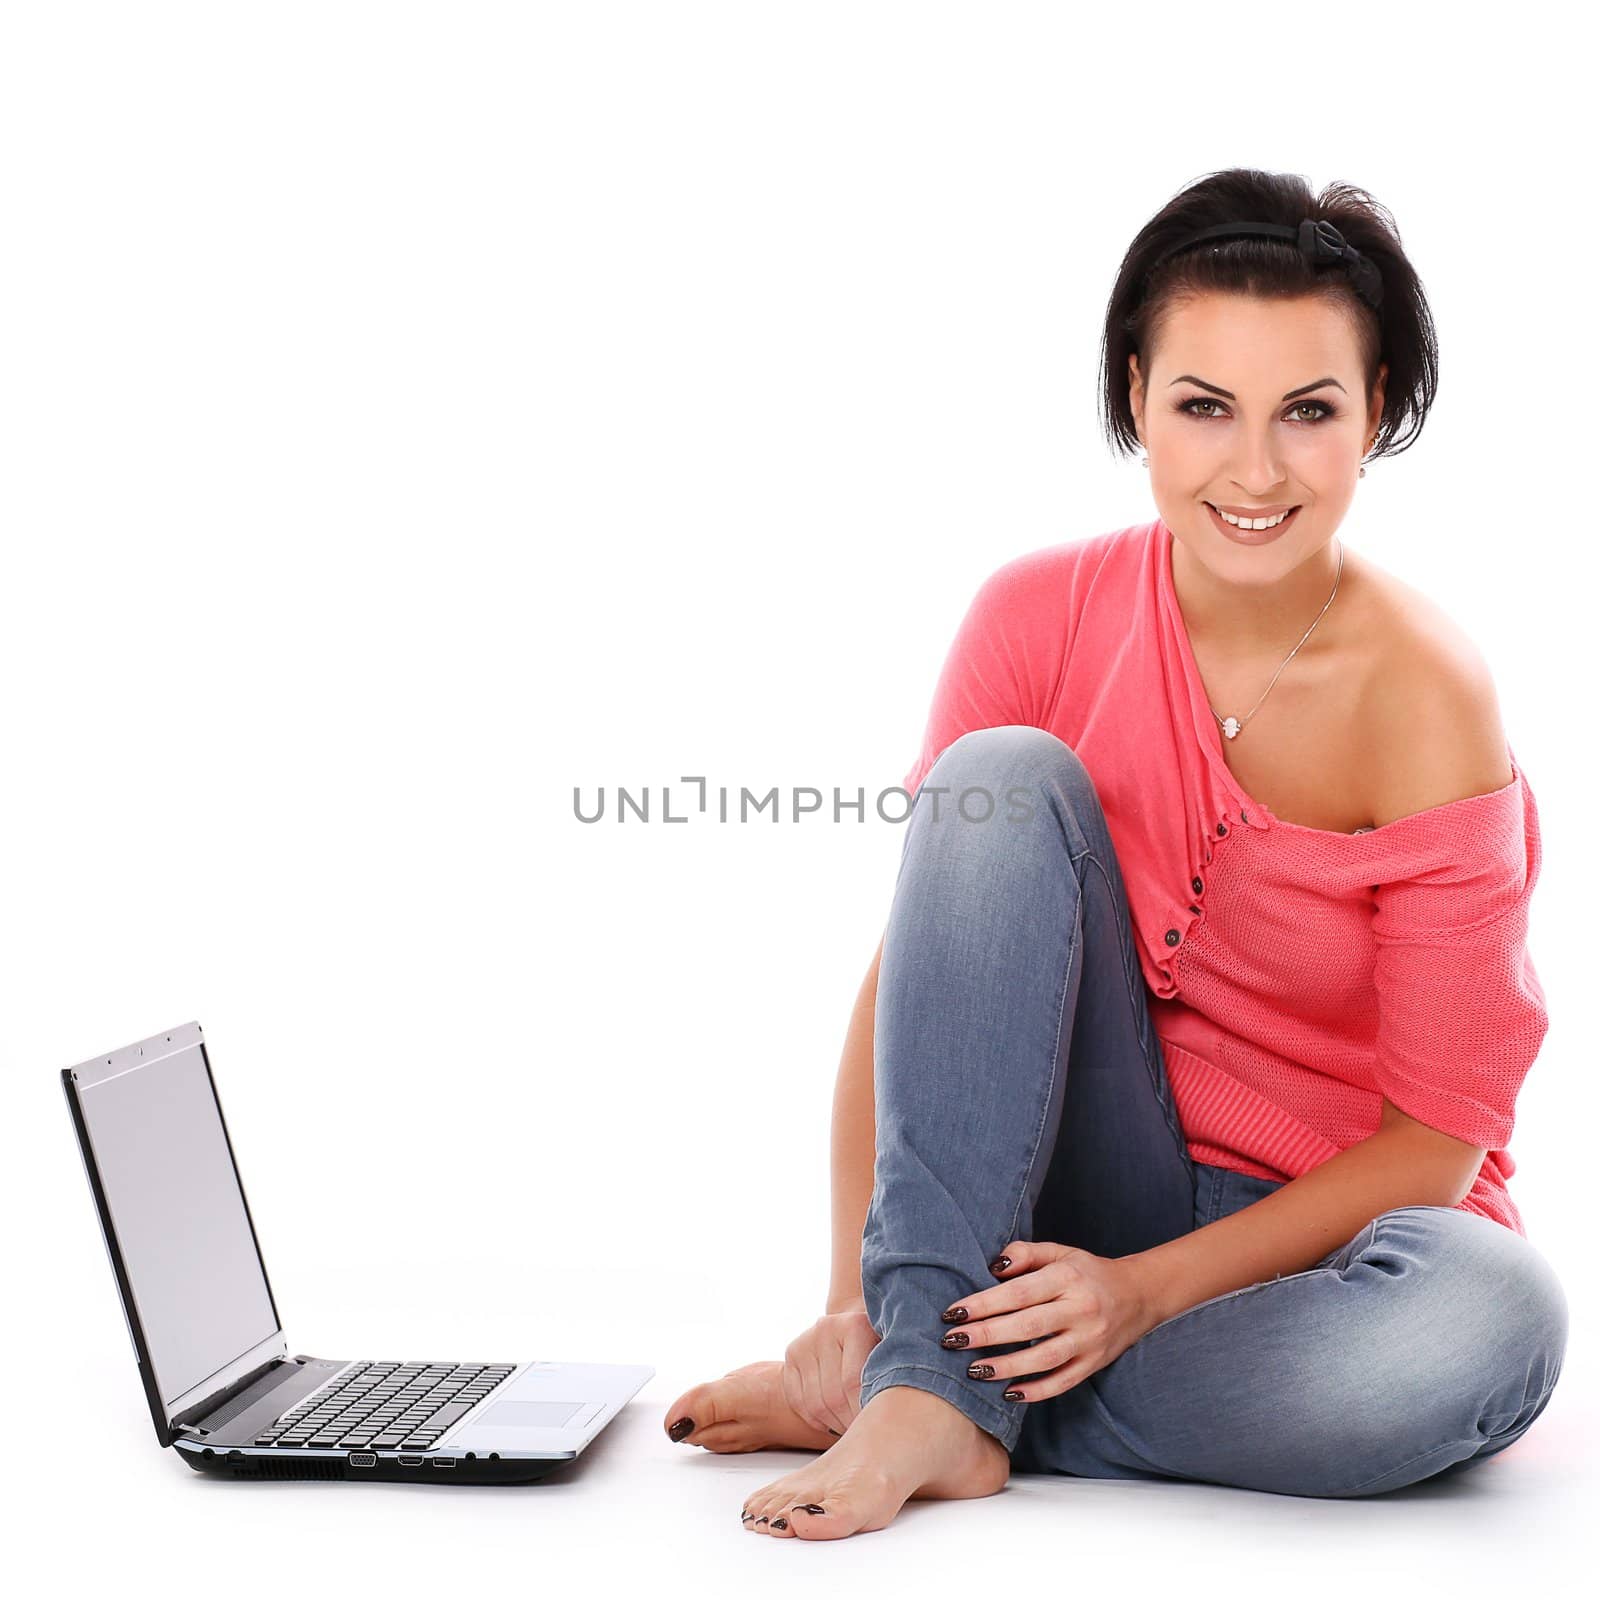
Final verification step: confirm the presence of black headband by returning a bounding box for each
[1149,218,1384,314]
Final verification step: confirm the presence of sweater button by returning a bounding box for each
[1191,876,1203,895]
[1164,928,1181,947]
[1216,821,1228,837]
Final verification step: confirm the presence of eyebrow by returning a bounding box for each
[1168,374,1347,402]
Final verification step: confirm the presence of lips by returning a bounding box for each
[1204,501,1301,545]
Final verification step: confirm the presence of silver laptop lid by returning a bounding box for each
[62,1022,288,1445]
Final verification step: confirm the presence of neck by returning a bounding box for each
[1167,524,1345,658]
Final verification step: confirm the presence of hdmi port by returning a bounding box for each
[397,1455,425,1468]
[432,1457,458,1470]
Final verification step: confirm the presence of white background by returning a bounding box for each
[4,2,1593,1594]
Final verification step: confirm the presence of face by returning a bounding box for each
[1127,292,1386,585]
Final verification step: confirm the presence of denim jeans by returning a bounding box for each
[857,724,1568,1498]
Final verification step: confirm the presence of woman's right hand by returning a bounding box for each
[781,1305,882,1436]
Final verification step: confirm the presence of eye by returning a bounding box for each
[1173,396,1340,424]
[1289,400,1338,423]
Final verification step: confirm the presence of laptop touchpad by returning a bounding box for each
[479,1400,585,1427]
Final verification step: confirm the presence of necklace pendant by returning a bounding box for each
[1221,716,1241,740]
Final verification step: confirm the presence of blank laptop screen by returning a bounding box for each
[77,1041,279,1407]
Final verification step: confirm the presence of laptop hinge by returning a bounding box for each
[173,1354,297,1437]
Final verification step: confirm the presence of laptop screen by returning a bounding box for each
[74,1038,280,1409]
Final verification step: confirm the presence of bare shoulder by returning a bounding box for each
[1350,558,1515,830]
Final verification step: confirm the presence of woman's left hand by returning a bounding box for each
[940,1240,1159,1401]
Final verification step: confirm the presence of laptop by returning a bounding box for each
[62,1020,653,1484]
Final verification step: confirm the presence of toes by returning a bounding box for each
[664,1372,754,1445]
[745,1477,807,1534]
[784,1501,827,1538]
[678,1421,754,1453]
[662,1383,720,1444]
[787,1498,863,1540]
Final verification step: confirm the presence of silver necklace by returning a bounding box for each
[1211,539,1344,740]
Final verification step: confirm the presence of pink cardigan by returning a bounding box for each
[901,519,1548,1236]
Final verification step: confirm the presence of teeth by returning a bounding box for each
[1212,505,1293,531]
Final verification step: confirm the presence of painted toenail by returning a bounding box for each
[771,1517,788,1530]
[668,1417,694,1441]
[941,1330,969,1348]
[755,1515,768,1525]
[741,1511,754,1521]
[794,1502,826,1515]
[941,1305,969,1323]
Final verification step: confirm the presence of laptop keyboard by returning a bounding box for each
[254,1361,518,1451]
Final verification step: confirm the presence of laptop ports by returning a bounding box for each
[431,1457,458,1470]
[347,1452,377,1468]
[397,1455,425,1468]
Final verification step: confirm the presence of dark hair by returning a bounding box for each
[1098,168,1438,463]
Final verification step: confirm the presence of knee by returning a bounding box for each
[1348,1207,1569,1430]
[923,726,1096,815]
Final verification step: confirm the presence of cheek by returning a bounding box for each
[1289,437,1361,497]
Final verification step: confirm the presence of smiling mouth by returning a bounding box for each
[1204,502,1301,528]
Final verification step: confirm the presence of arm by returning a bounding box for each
[1123,1102,1486,1328]
[825,934,884,1314]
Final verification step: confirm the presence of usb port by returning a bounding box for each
[431,1457,457,1470]
[347,1452,377,1468]
[397,1455,425,1468]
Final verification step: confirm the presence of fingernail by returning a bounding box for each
[989,1255,1011,1274]
[940,1330,969,1348]
[1003,1389,1026,1403]
[668,1417,694,1442]
[941,1305,969,1323]
[967,1362,994,1379]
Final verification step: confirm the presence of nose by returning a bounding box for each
[1226,430,1288,496]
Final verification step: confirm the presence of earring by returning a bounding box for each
[1141,456,1149,469]
[1359,434,1377,478]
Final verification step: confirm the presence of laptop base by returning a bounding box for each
[174,1439,571,1485]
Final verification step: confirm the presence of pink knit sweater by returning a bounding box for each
[901,519,1547,1236]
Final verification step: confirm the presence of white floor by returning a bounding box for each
[21,1340,1595,1598]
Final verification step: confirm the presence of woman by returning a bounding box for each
[663,167,1568,1539]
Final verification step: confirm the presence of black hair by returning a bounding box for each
[1098,168,1438,463]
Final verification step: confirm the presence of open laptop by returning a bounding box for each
[62,1020,653,1484]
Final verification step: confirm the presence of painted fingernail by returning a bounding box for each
[941,1305,969,1323]
[940,1330,969,1348]
[1003,1389,1026,1402]
[794,1503,826,1515]
[989,1255,1011,1274]
[967,1362,995,1379]
[772,1517,788,1530]
[668,1417,694,1442]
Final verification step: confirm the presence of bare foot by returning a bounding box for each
[663,1361,839,1454]
[740,1383,1010,1541]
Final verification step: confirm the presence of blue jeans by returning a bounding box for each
[857,725,1568,1498]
